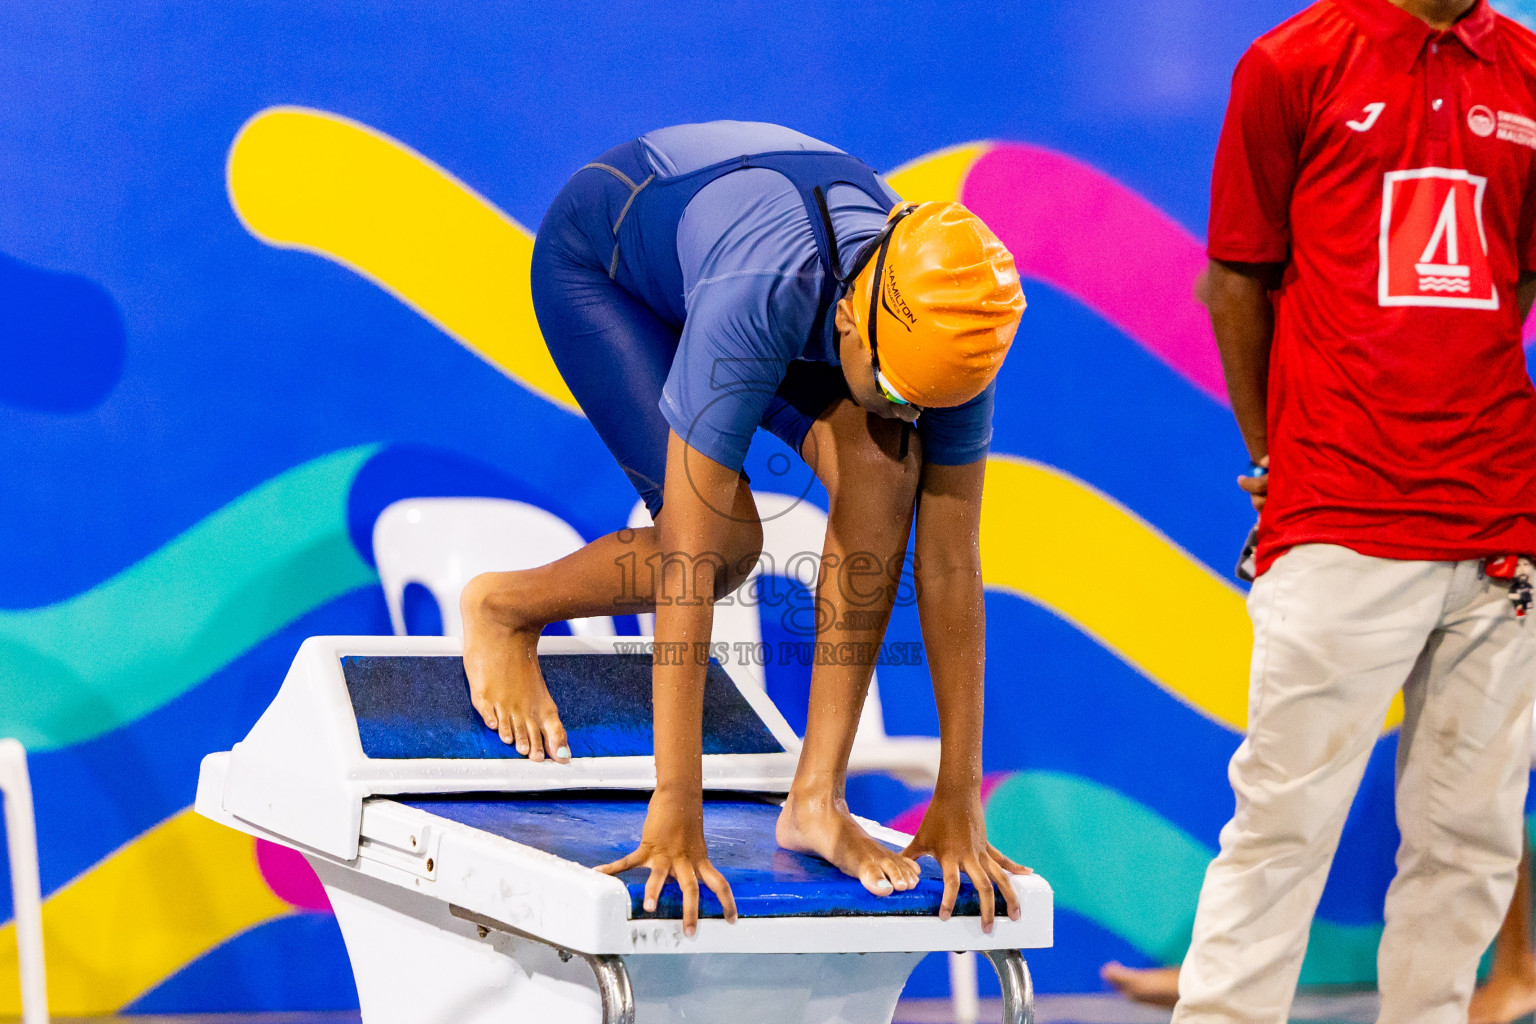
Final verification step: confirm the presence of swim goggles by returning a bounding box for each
[813,189,925,414]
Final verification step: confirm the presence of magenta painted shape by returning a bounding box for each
[884,771,1011,837]
[256,837,332,912]
[961,144,1230,404]
[963,143,1536,393]
[887,802,926,836]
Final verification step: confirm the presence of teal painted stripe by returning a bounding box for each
[1303,920,1382,987]
[984,770,1384,986]
[0,446,381,751]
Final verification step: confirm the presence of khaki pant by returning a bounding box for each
[1173,544,1536,1024]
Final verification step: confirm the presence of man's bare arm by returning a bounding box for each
[1204,259,1282,463]
[1518,270,1536,324]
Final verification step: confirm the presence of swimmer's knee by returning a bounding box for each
[461,570,501,603]
[461,570,521,621]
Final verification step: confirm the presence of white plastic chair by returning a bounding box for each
[0,739,48,1024]
[372,497,616,639]
[630,495,977,1020]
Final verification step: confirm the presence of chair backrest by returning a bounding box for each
[373,497,616,639]
[629,493,892,745]
[0,739,48,1024]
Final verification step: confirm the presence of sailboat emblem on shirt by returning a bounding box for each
[1414,192,1470,293]
[1378,168,1497,310]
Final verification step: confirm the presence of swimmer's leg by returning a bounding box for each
[775,397,924,895]
[463,482,762,761]
[466,164,766,761]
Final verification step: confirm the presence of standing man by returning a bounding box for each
[1177,2,1536,1022]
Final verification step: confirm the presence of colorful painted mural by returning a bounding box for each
[3,0,1536,1011]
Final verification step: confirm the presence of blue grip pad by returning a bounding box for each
[342,654,784,759]
[403,793,1010,920]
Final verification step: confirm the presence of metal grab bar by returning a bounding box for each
[981,949,1034,1024]
[588,954,635,1024]
[449,905,635,1024]
[453,901,1024,1024]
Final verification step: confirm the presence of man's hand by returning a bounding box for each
[1239,455,1270,511]
[595,789,737,937]
[903,788,1031,933]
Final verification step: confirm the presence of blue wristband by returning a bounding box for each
[1244,461,1269,478]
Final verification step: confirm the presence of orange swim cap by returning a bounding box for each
[848,202,1025,408]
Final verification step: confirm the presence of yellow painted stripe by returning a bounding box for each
[884,142,990,203]
[0,460,1402,1012]
[221,111,1396,738]
[0,809,290,1015]
[981,456,1404,732]
[226,106,579,412]
[222,110,984,413]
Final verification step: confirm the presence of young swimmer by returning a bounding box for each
[461,121,1028,934]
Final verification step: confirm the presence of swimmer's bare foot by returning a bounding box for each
[776,788,920,896]
[1470,960,1536,1024]
[1101,962,1181,1007]
[460,572,570,763]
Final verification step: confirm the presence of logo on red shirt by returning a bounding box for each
[1378,168,1498,310]
[1469,105,1497,137]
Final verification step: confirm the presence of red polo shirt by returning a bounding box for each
[1211,0,1536,573]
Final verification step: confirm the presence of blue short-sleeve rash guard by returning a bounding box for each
[640,122,996,473]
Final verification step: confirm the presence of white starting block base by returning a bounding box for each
[197,638,1050,1024]
[320,858,927,1024]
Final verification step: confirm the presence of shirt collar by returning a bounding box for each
[1336,0,1497,68]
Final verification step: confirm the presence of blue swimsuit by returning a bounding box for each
[529,121,994,516]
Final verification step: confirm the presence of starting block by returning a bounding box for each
[196,636,1052,1024]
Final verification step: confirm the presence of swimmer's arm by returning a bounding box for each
[902,458,1028,932]
[651,430,736,808]
[912,459,987,799]
[595,430,739,935]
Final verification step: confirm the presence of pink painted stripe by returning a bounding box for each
[885,770,1012,836]
[256,837,332,912]
[961,144,1230,404]
[962,143,1536,394]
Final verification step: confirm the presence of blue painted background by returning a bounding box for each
[4,0,1535,1009]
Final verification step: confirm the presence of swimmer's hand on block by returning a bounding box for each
[457,435,1032,933]
[900,790,1033,929]
[596,788,739,937]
